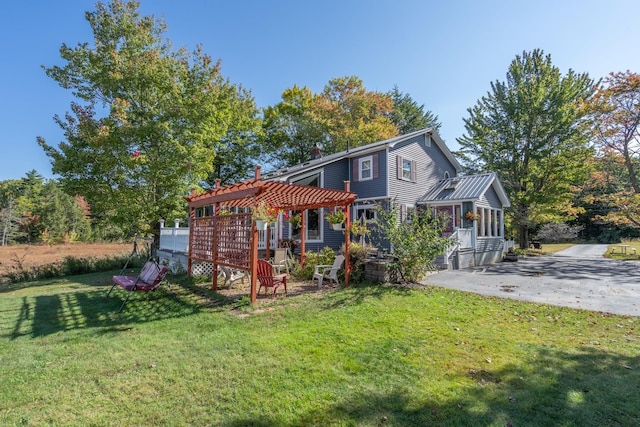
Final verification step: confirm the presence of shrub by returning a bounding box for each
[374,201,449,283]
[339,242,368,284]
[1,253,147,284]
[292,247,336,280]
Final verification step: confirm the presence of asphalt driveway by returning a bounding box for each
[424,244,640,316]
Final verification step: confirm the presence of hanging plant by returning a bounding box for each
[288,213,302,229]
[252,200,279,223]
[325,208,347,225]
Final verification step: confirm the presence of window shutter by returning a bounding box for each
[372,154,379,179]
[396,155,402,180]
[411,160,417,183]
[352,158,359,182]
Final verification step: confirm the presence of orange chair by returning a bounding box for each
[257,259,287,297]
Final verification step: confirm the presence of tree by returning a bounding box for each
[262,85,325,168]
[37,181,92,243]
[583,71,640,226]
[38,0,258,235]
[315,76,397,154]
[457,49,595,248]
[388,85,441,134]
[0,181,24,246]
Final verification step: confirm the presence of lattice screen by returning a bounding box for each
[215,213,252,270]
[190,217,215,262]
[189,213,252,271]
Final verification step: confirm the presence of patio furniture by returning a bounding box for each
[257,259,287,297]
[312,255,345,289]
[219,266,246,288]
[271,247,292,274]
[108,259,169,312]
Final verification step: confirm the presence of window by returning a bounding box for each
[359,156,373,181]
[291,172,322,241]
[396,155,417,182]
[353,154,378,182]
[401,204,415,222]
[354,204,377,223]
[444,171,450,179]
[402,159,412,180]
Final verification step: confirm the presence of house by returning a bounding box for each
[261,128,511,269]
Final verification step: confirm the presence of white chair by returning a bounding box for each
[312,255,345,289]
[219,266,246,289]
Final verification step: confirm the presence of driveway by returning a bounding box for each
[424,244,640,316]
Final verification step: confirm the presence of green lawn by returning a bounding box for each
[606,240,640,261]
[1,271,638,426]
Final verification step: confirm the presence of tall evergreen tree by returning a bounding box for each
[388,85,441,134]
[457,49,595,248]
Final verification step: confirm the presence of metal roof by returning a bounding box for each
[417,172,510,207]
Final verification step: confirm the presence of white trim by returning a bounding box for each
[358,155,373,181]
[400,157,412,181]
[353,203,378,224]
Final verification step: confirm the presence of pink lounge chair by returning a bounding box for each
[108,260,168,312]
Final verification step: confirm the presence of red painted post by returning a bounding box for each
[344,181,351,286]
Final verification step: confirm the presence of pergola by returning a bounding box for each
[185,166,357,303]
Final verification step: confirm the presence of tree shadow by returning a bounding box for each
[220,346,640,426]
[2,273,238,340]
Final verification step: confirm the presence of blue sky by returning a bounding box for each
[1,0,640,181]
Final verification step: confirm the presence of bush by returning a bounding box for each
[1,253,147,284]
[374,202,450,283]
[340,242,369,284]
[292,247,337,280]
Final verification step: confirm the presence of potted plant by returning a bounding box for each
[464,211,481,222]
[326,208,347,230]
[287,212,302,229]
[252,200,279,230]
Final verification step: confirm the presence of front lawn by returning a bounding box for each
[1,272,638,426]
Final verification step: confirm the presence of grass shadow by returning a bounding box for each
[2,271,241,340]
[220,346,640,426]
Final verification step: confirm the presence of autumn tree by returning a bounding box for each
[38,0,258,235]
[583,71,640,227]
[314,76,397,154]
[263,77,399,167]
[388,85,441,134]
[457,49,595,248]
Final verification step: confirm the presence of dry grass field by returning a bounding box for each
[0,243,131,277]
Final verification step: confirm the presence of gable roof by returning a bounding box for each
[262,128,462,181]
[417,172,511,207]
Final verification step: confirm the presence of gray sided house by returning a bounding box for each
[262,128,511,269]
